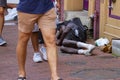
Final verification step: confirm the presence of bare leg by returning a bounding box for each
[62,39,78,48]
[0,7,7,46]
[60,46,78,54]
[31,32,39,52]
[31,31,43,62]
[63,39,95,50]
[62,39,95,55]
[16,31,31,77]
[0,7,4,35]
[40,28,59,80]
[7,3,17,8]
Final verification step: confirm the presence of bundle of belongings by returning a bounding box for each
[100,43,112,53]
[95,37,112,53]
[99,38,120,57]
[94,37,120,57]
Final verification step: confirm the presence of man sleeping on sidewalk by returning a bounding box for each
[56,17,95,55]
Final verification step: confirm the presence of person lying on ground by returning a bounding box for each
[56,19,95,55]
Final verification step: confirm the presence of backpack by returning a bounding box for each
[65,18,88,42]
[56,17,88,42]
[71,17,88,42]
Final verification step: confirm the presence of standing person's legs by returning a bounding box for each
[31,24,43,63]
[38,29,48,61]
[40,28,58,80]
[5,4,18,21]
[16,12,37,78]
[31,32,44,62]
[5,0,19,21]
[0,0,7,46]
[38,8,60,80]
[16,31,31,77]
[31,32,39,53]
[0,7,4,34]
[37,30,48,61]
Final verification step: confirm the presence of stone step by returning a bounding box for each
[64,10,92,29]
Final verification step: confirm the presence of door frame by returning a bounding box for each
[83,0,89,10]
[109,0,120,19]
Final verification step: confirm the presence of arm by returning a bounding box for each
[56,29,63,39]
[56,0,60,11]
[57,26,72,46]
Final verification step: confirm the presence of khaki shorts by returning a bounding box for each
[18,8,57,33]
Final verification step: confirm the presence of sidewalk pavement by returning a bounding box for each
[1,22,120,80]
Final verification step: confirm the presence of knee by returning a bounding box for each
[18,32,31,43]
[62,39,67,44]
[60,46,65,50]
[44,35,56,47]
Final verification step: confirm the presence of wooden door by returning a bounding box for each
[100,0,120,40]
[83,0,89,10]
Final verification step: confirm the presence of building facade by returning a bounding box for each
[89,0,120,40]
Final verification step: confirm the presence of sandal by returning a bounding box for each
[17,77,26,80]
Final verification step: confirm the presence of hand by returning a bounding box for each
[56,0,60,12]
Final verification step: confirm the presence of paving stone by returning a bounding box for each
[1,22,120,80]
